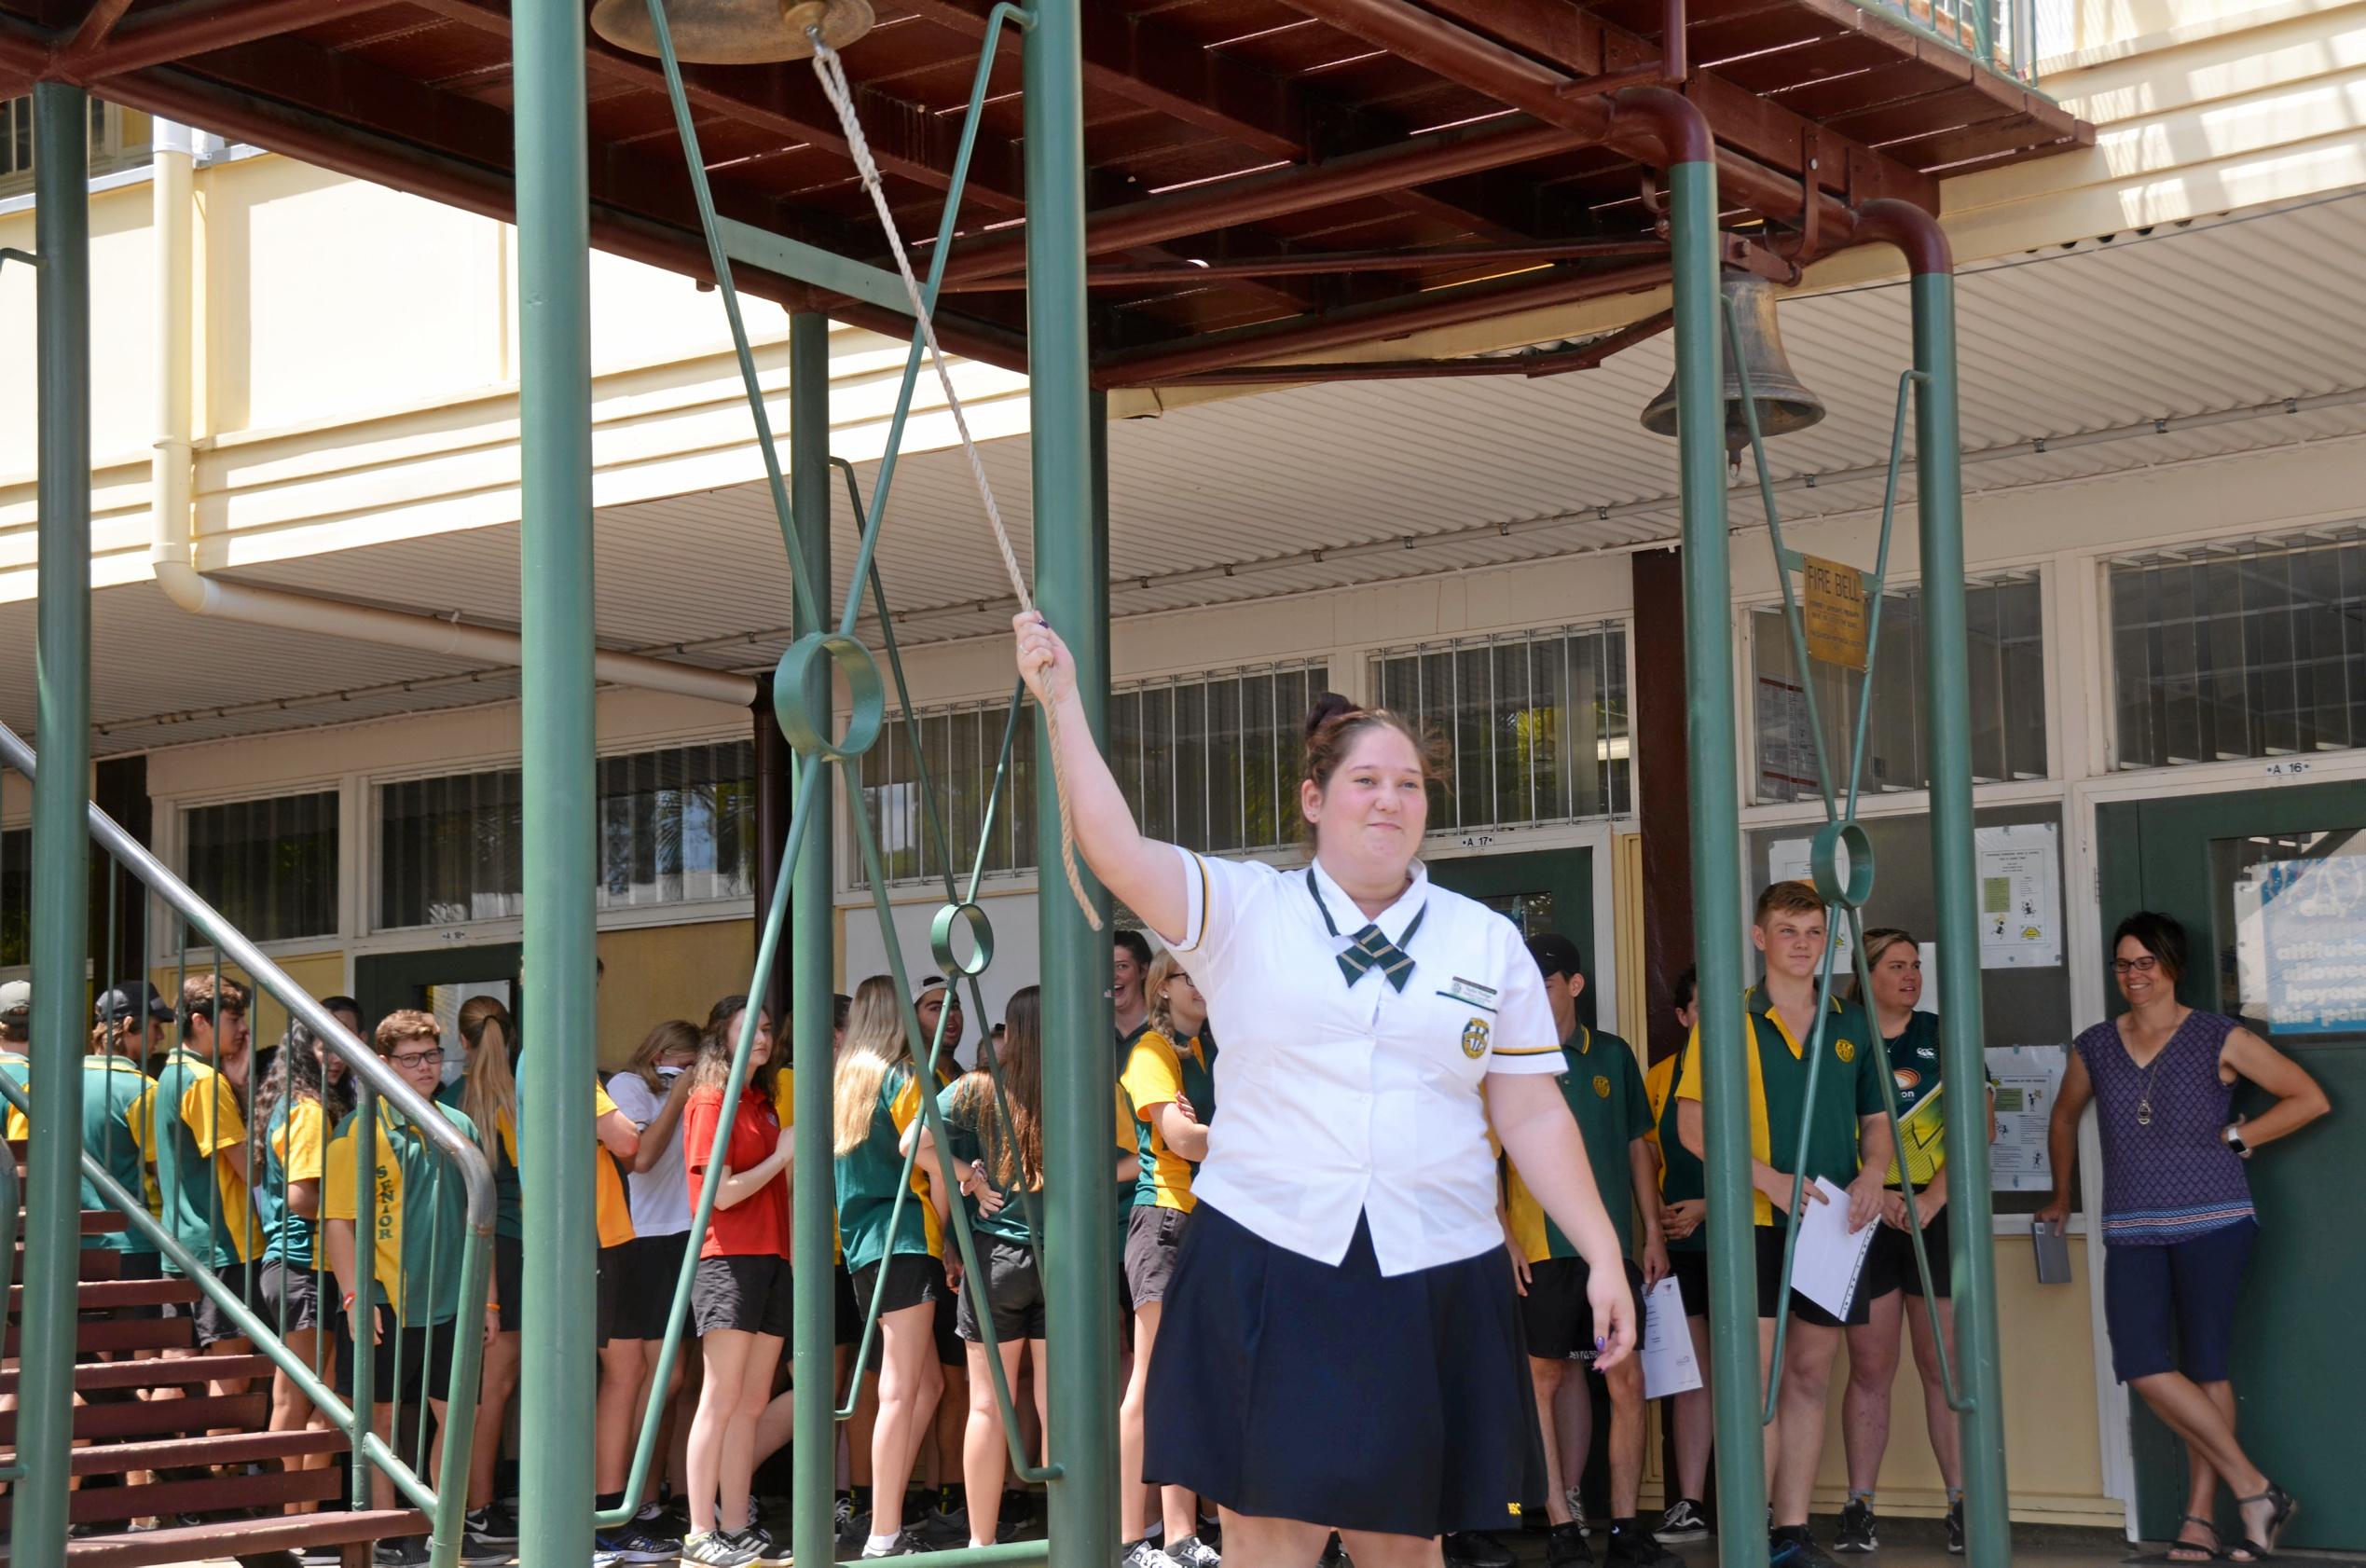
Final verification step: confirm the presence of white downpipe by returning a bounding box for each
[144,122,757,710]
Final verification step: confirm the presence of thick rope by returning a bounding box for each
[812,34,1100,932]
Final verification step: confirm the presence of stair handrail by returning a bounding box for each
[0,714,495,1568]
[0,1135,20,1482]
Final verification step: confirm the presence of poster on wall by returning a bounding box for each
[1986,1044,2065,1192]
[1755,677,1818,802]
[2233,852,2366,1035]
[1974,823,2061,969]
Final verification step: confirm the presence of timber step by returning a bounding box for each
[21,1507,428,1568]
[7,1208,131,1241]
[3,1312,193,1357]
[61,1425,349,1475]
[0,1462,346,1528]
[0,1389,269,1445]
[0,1351,277,1395]
[9,1274,201,1310]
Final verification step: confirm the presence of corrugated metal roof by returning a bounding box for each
[8,189,2366,754]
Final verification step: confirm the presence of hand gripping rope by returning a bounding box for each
[811,30,1102,934]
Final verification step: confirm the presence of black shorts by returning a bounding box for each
[1520,1255,1645,1362]
[850,1252,942,1320]
[1669,1248,1710,1320]
[597,1244,627,1348]
[833,1263,860,1349]
[1123,1205,1190,1309]
[955,1239,1046,1345]
[933,1277,965,1369]
[691,1253,791,1340]
[335,1307,460,1405]
[1859,1204,1952,1300]
[254,1260,324,1334]
[162,1259,255,1349]
[620,1231,692,1341]
[491,1234,525,1334]
[1754,1225,1873,1328]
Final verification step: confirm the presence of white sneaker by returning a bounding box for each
[1121,1542,1185,1568]
[1658,1498,1710,1542]
[1565,1489,1591,1535]
[1168,1536,1221,1568]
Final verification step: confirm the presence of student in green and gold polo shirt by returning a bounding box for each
[1506,933,1677,1568]
[1675,881,1895,1568]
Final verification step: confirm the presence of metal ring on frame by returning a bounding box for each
[1810,818,1876,910]
[930,900,995,978]
[773,632,886,761]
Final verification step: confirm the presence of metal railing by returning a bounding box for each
[0,715,495,1568]
[1861,0,2042,86]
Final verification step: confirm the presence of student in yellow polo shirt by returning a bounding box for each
[1675,882,1895,1568]
[324,1011,492,1568]
[1508,934,1676,1568]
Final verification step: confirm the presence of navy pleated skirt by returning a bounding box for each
[1143,1202,1544,1539]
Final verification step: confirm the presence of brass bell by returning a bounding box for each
[1640,272,1826,450]
[589,0,874,63]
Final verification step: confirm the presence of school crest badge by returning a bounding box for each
[1836,1038,1857,1064]
[1593,1075,1612,1098]
[1461,1017,1490,1059]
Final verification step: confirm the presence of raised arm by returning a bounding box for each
[631,1070,695,1174]
[1015,611,1187,938]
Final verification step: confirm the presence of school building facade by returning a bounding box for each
[4,0,2363,1551]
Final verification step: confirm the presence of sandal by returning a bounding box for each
[2169,1514,2225,1562]
[2235,1482,2297,1560]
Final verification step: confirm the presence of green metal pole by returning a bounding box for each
[1668,153,1769,1568]
[514,1,598,1563]
[1909,265,2012,1568]
[788,309,838,1568]
[1025,6,1120,1560]
[19,79,93,1568]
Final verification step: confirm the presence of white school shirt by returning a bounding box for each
[604,1070,692,1237]
[1156,846,1563,1277]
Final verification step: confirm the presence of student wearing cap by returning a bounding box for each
[85,988,173,1293]
[1020,611,1637,1568]
[1675,881,1894,1568]
[1641,968,1712,1545]
[1,982,32,1140]
[1509,934,1676,1568]
[146,974,264,1373]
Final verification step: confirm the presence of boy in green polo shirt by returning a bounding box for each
[1675,881,1894,1568]
[1505,934,1676,1568]
[325,1010,490,1568]
[146,975,261,1376]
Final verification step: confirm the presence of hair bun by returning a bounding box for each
[1305,691,1360,739]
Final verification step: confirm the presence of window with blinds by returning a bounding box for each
[1368,624,1630,830]
[851,662,1330,889]
[0,96,154,199]
[2111,528,2366,769]
[378,740,756,929]
[1750,572,2045,805]
[185,791,340,944]
[0,826,25,969]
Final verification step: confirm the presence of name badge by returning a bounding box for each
[1439,975,1499,1012]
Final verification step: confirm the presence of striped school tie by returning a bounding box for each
[1338,923,1420,992]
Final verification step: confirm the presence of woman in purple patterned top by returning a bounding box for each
[2040,913,2328,1562]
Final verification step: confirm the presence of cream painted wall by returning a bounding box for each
[596,919,753,1073]
[0,177,160,476]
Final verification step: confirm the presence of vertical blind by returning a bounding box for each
[1751,572,2045,805]
[185,791,340,943]
[2112,527,2366,769]
[1369,624,1630,830]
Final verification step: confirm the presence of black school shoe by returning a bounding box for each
[1833,1499,1877,1553]
[1605,1520,1679,1566]
[1546,1520,1594,1568]
[1657,1499,1709,1542]
[1444,1531,1518,1568]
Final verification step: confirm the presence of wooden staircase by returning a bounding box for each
[4,1165,423,1564]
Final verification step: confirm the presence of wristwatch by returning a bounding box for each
[2222,1121,2252,1160]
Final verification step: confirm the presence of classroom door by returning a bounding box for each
[2097,781,2366,1553]
[353,942,524,1080]
[1428,847,1596,1025]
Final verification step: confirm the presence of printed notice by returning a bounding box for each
[1789,1177,1878,1322]
[1641,1276,1702,1399]
[1986,1045,2066,1192]
[2234,853,2366,1035]
[1974,823,2061,969]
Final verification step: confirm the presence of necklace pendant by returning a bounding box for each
[2137,1099,2153,1127]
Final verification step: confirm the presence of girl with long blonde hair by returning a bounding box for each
[833,975,945,1558]
[444,997,523,1551]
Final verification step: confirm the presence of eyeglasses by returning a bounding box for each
[389,1048,446,1067]
[2111,956,2161,975]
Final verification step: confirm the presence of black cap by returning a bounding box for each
[1525,931,1586,982]
[94,984,175,1026]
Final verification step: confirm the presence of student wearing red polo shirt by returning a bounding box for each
[679,996,794,1568]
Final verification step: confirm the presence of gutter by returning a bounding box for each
[144,118,757,710]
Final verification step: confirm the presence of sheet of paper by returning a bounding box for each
[1788,1176,1878,1321]
[1986,1044,2067,1191]
[1641,1275,1701,1399]
[1975,822,2062,969]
